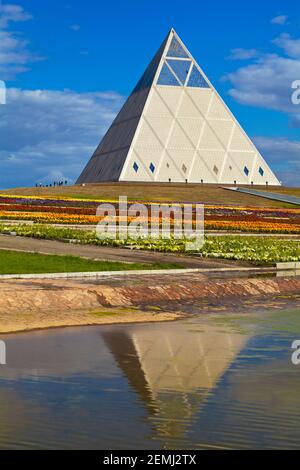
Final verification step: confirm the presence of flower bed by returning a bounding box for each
[1,195,300,233]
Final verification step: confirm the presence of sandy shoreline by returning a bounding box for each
[0,306,181,335]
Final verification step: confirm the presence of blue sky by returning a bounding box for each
[0,0,299,187]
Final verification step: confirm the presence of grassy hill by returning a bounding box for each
[1,183,300,208]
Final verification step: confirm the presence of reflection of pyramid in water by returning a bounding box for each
[102,323,248,445]
[77,29,280,185]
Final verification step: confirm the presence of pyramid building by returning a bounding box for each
[77,29,280,185]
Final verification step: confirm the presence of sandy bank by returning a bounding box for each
[0,307,180,334]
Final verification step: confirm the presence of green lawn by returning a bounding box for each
[0,250,183,275]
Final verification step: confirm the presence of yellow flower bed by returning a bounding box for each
[0,211,100,224]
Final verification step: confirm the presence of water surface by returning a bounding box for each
[0,309,300,450]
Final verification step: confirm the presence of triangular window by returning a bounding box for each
[166,59,192,85]
[187,65,210,88]
[157,63,181,86]
[167,36,189,58]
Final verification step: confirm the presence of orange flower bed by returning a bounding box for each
[1,210,300,234]
[205,220,300,233]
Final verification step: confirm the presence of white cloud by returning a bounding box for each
[226,54,300,113]
[273,33,300,59]
[271,15,288,25]
[70,24,80,31]
[254,136,300,186]
[225,34,300,127]
[0,3,32,28]
[0,3,40,80]
[223,28,300,185]
[0,30,41,79]
[228,48,259,60]
[0,88,125,188]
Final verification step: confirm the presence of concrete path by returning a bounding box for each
[0,234,250,269]
[225,187,300,207]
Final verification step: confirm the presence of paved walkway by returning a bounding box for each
[226,187,300,206]
[0,234,251,269]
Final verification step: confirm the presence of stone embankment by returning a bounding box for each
[1,272,300,333]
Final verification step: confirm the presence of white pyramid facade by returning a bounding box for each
[77,30,280,186]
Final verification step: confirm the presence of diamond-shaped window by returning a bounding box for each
[244,166,249,176]
[182,163,187,173]
[167,36,189,58]
[187,65,210,88]
[259,167,264,176]
[149,163,155,173]
[213,165,219,175]
[166,59,192,85]
[133,162,139,173]
[157,63,181,86]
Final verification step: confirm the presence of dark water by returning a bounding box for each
[0,309,300,450]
